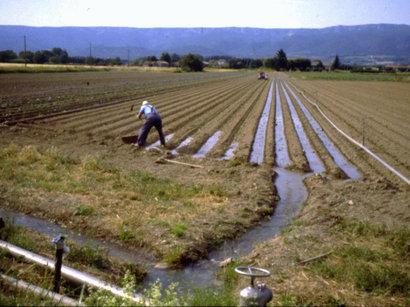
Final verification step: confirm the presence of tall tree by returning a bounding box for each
[160,52,171,65]
[146,55,158,62]
[331,55,341,70]
[170,53,180,63]
[274,49,288,70]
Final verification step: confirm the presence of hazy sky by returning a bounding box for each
[0,0,409,28]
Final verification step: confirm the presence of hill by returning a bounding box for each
[1,24,409,64]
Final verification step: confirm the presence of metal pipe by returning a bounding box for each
[0,273,82,306]
[0,240,146,304]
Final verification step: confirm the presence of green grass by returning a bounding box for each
[74,204,95,216]
[288,71,410,82]
[163,245,184,265]
[66,245,110,270]
[169,222,188,238]
[0,144,203,204]
[309,219,410,296]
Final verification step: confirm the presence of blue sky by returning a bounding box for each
[0,0,409,28]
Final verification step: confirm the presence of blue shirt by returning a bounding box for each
[139,104,158,118]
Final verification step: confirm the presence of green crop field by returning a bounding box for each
[289,70,410,82]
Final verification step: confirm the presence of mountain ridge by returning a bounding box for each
[1,24,409,64]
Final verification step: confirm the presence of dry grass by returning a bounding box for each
[0,144,272,265]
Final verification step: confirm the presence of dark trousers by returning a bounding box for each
[137,114,166,146]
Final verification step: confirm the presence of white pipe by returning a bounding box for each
[289,82,410,185]
[0,240,146,305]
[0,273,83,306]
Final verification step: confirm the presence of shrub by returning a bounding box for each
[179,53,204,72]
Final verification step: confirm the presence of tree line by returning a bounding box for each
[0,47,346,72]
[0,48,123,66]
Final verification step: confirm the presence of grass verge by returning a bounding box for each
[288,71,410,82]
[0,143,273,266]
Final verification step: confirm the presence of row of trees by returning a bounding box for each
[0,48,123,65]
[0,47,344,72]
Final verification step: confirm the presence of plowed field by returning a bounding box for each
[1,70,409,305]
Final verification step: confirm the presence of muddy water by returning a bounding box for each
[249,82,274,165]
[171,136,193,156]
[0,208,154,265]
[284,82,361,180]
[222,142,239,160]
[193,131,222,158]
[281,82,325,173]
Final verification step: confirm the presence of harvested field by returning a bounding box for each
[0,69,409,305]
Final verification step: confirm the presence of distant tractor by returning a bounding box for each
[258,72,268,80]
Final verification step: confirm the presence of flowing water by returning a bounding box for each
[284,82,361,179]
[249,81,274,165]
[146,134,174,149]
[171,136,193,156]
[193,131,222,159]
[281,82,325,173]
[221,142,239,160]
[0,208,154,265]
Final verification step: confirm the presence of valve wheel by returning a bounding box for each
[234,266,271,278]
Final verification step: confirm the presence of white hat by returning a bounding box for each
[142,100,149,106]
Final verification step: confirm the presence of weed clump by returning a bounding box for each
[74,204,95,216]
[67,245,110,270]
[169,222,187,238]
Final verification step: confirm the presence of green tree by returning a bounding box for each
[85,56,95,65]
[146,55,158,62]
[250,59,263,69]
[331,55,341,70]
[106,57,122,65]
[170,53,180,66]
[179,53,204,72]
[33,50,52,64]
[264,58,276,69]
[312,59,325,71]
[0,50,18,62]
[274,49,288,70]
[50,47,69,64]
[160,52,171,65]
[19,51,34,63]
[288,58,311,71]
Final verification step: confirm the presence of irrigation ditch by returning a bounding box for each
[0,77,371,302]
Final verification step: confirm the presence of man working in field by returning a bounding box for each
[135,100,166,148]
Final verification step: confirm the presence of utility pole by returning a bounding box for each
[89,43,92,58]
[127,48,130,66]
[23,35,27,67]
